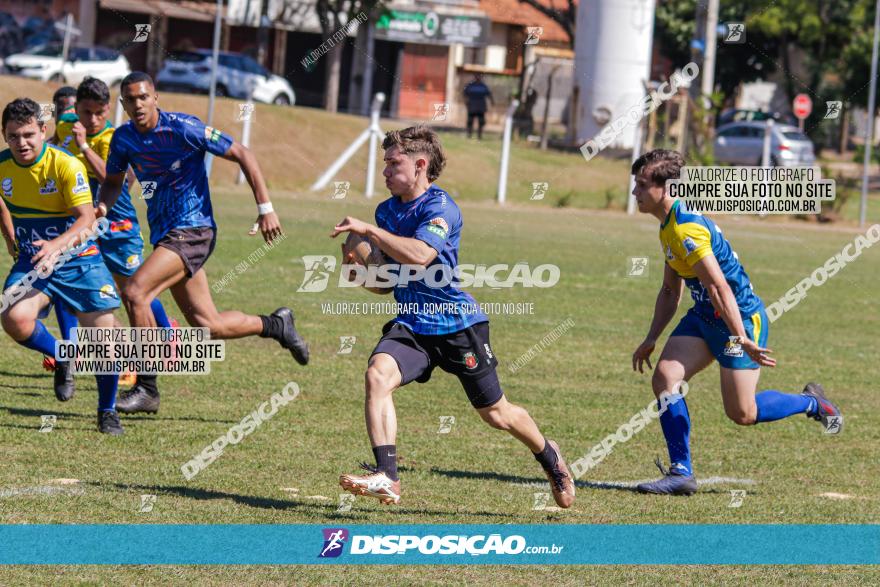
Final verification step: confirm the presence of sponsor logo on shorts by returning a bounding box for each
[77,244,99,257]
[463,351,478,369]
[723,336,744,358]
[1,177,11,197]
[111,219,134,232]
[483,343,493,359]
[72,171,89,194]
[99,284,117,299]
[319,528,348,558]
[39,179,58,195]
[125,254,141,269]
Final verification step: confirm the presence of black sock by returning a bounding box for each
[136,374,158,394]
[259,314,282,339]
[533,438,558,472]
[372,445,398,481]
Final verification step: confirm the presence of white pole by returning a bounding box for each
[497,99,519,205]
[365,92,385,197]
[205,0,223,178]
[700,0,719,107]
[626,101,646,215]
[60,13,73,67]
[236,84,255,185]
[311,93,384,195]
[114,96,123,128]
[761,118,774,166]
[860,0,880,227]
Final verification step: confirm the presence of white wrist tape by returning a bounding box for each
[257,202,274,215]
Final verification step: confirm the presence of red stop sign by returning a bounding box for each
[793,94,812,119]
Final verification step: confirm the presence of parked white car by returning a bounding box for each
[4,44,131,85]
[157,50,295,105]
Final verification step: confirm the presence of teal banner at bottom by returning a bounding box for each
[0,525,877,565]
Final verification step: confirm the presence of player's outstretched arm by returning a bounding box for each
[220,141,282,243]
[692,255,775,367]
[331,216,438,266]
[97,172,125,218]
[633,263,682,373]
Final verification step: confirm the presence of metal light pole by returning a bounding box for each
[860,0,880,227]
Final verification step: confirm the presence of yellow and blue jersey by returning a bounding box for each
[54,113,139,233]
[0,143,100,267]
[659,199,762,316]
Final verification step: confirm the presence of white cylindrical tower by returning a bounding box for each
[574,0,656,150]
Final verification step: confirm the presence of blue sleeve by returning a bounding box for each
[178,114,234,157]
[106,129,129,174]
[413,200,458,253]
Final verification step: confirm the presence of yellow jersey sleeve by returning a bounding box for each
[93,127,113,161]
[57,155,93,209]
[673,222,713,267]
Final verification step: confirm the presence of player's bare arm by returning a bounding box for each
[31,203,97,271]
[691,255,775,367]
[71,121,107,182]
[219,141,282,243]
[633,262,683,373]
[331,216,438,266]
[96,171,125,217]
[0,198,16,258]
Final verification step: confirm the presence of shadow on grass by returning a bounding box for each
[0,370,50,379]
[429,467,736,495]
[0,405,238,425]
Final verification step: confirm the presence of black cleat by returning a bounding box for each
[98,410,125,435]
[115,383,160,414]
[53,360,75,402]
[636,458,698,496]
[271,307,309,365]
[802,382,843,434]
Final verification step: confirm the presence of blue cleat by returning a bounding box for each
[802,382,843,434]
[636,458,698,496]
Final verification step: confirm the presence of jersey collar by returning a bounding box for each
[13,143,47,168]
[660,199,680,229]
[87,120,112,138]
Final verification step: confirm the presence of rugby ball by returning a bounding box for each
[342,233,391,294]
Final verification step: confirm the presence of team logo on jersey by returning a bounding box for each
[664,244,675,261]
[61,135,74,148]
[110,219,133,232]
[140,181,157,200]
[204,126,222,143]
[72,171,89,194]
[126,254,141,269]
[39,179,58,195]
[2,177,13,197]
[99,284,117,299]
[463,351,478,370]
[427,217,448,239]
[682,237,697,254]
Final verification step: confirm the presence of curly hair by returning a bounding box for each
[2,98,43,130]
[382,125,447,181]
[631,149,686,186]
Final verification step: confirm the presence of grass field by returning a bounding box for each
[0,183,878,583]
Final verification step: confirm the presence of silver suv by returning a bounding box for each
[714,121,815,167]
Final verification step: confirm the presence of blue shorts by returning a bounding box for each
[670,306,769,369]
[4,261,121,314]
[99,220,144,277]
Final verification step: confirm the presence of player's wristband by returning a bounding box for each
[79,143,90,152]
[257,202,274,215]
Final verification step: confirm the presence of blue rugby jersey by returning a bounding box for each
[106,110,233,244]
[375,185,488,335]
